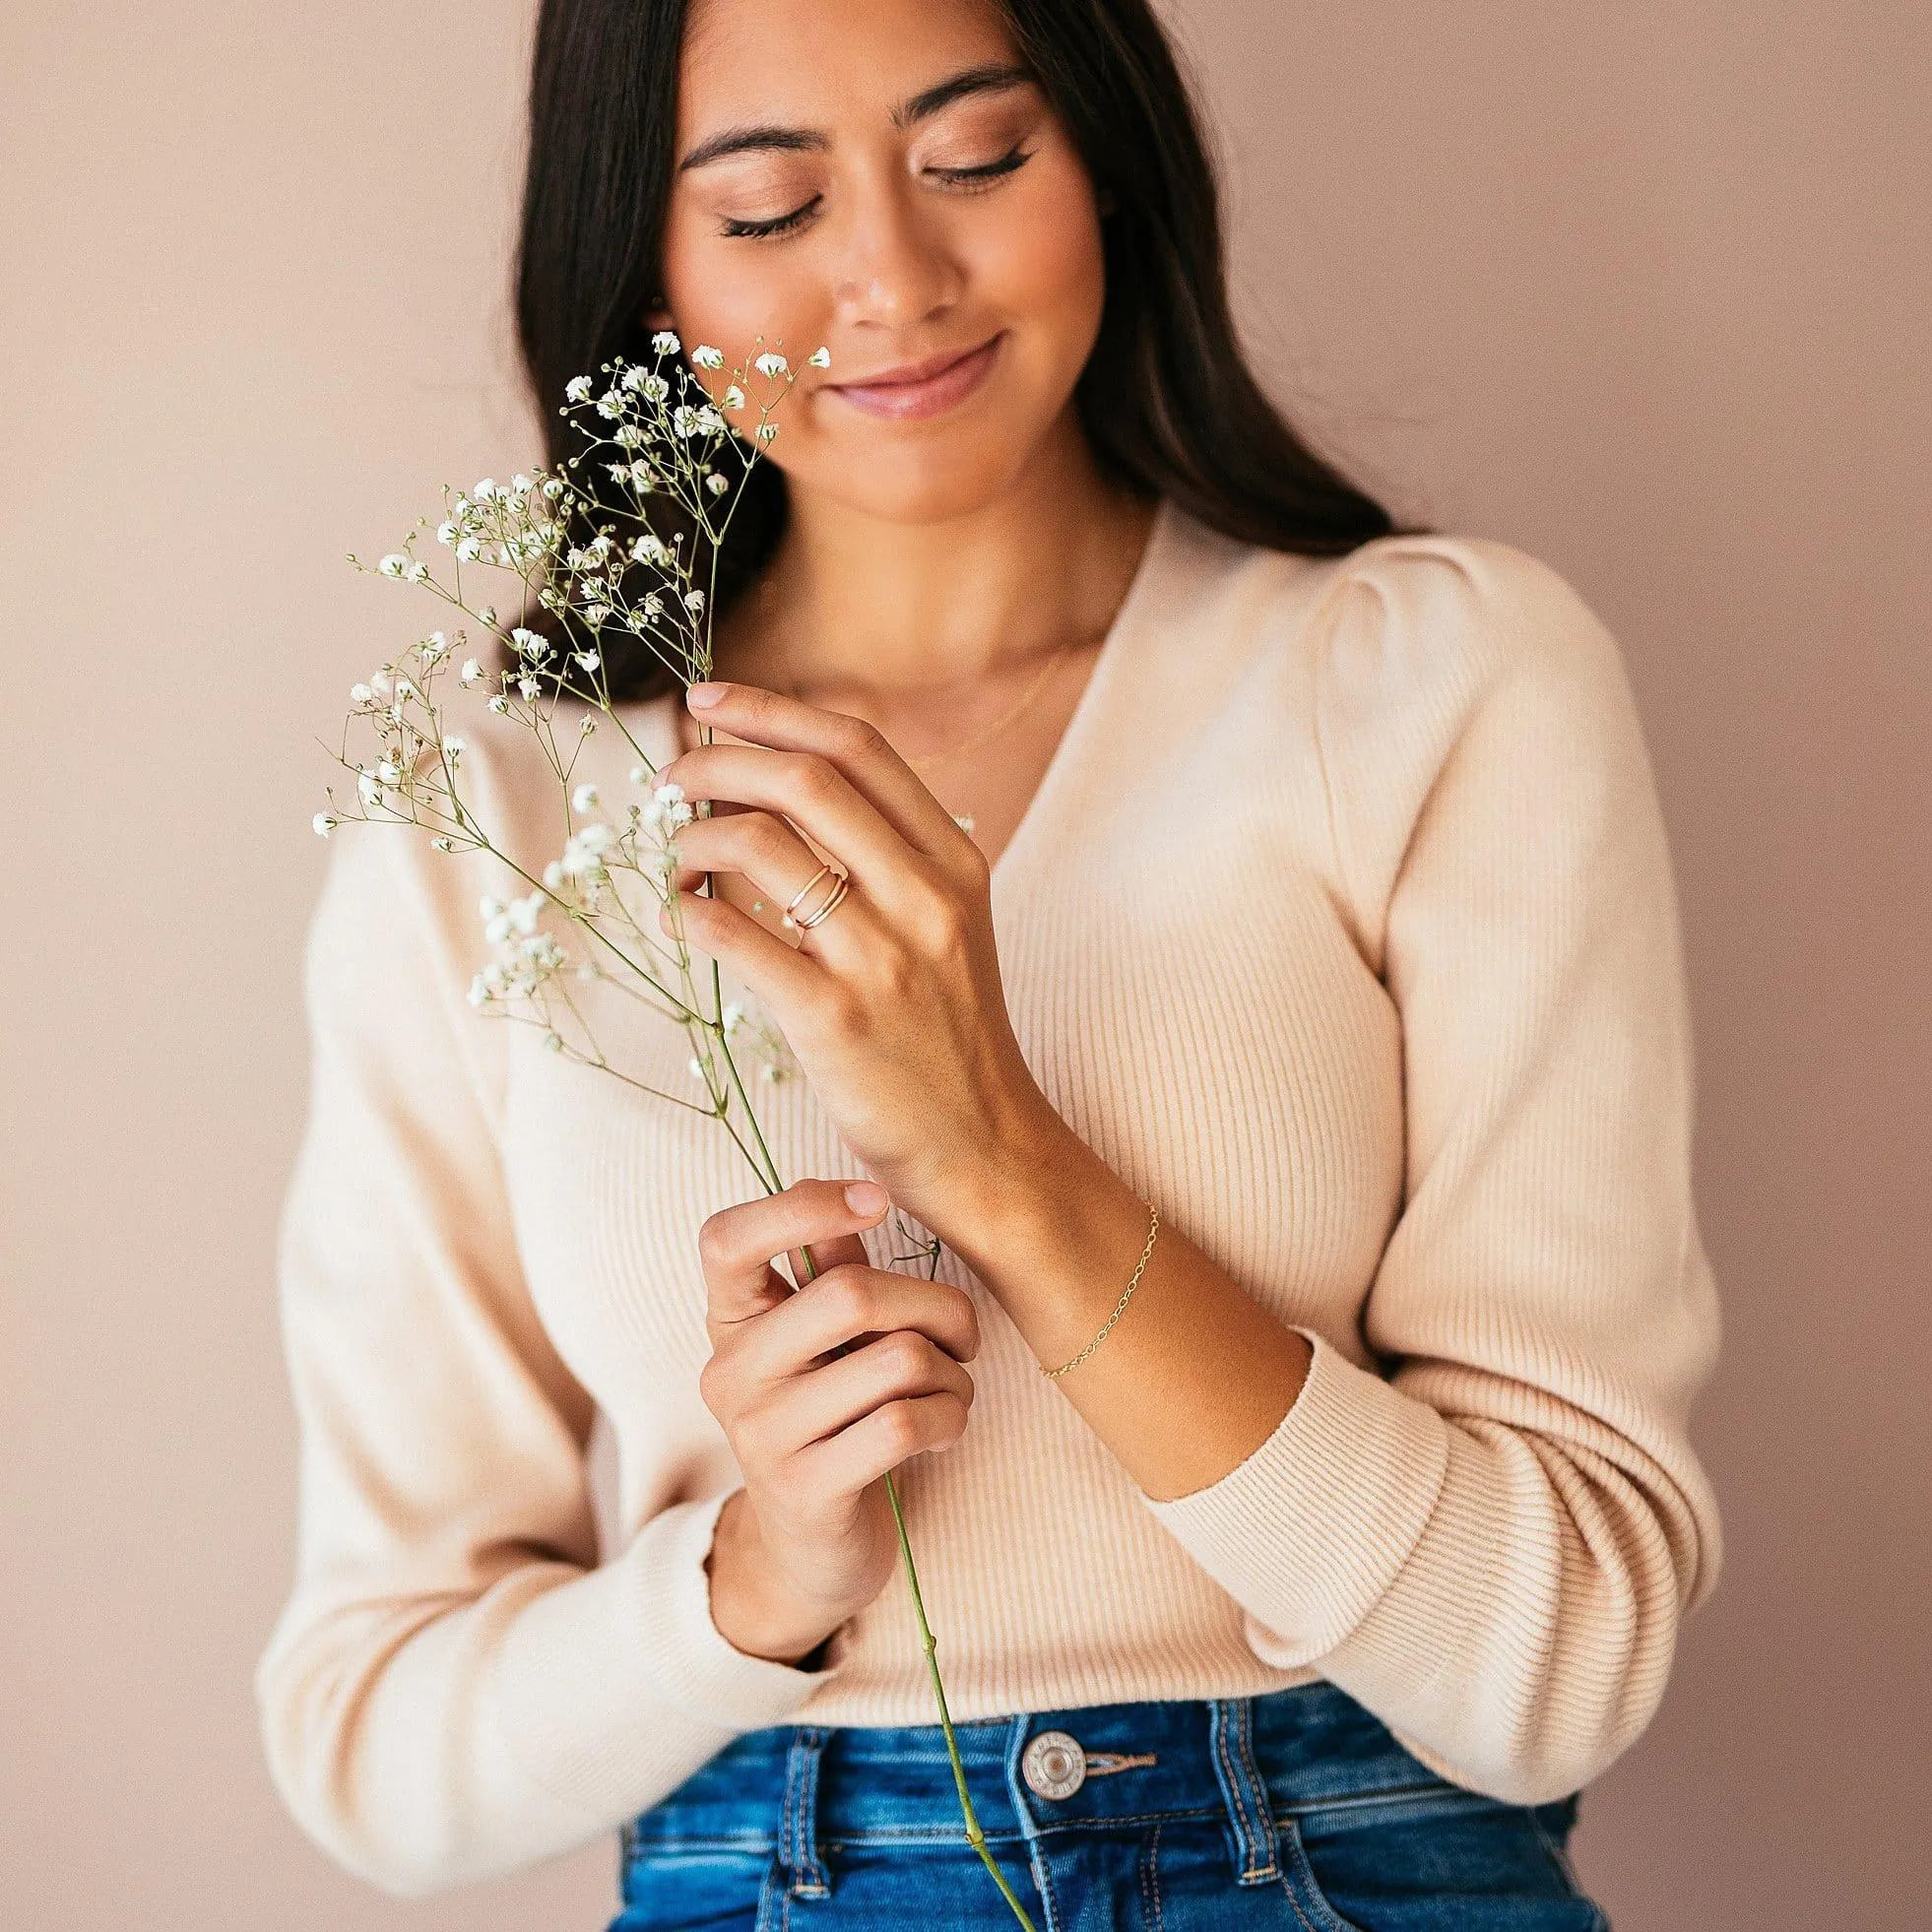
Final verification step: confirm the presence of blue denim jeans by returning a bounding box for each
[610,1680,1610,1930]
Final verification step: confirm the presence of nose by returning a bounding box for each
[831,177,963,330]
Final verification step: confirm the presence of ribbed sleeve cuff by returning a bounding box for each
[631,1492,842,1724]
[491,1491,837,1820]
[1139,1329,1451,1662]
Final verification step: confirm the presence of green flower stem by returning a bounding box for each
[783,1231,1041,1932]
[675,710,1036,1927]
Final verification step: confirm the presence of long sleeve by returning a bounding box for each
[1140,536,1722,1806]
[254,805,836,1899]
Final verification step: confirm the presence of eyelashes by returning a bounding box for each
[720,146,1035,241]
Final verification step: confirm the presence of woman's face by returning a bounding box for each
[657,0,1108,526]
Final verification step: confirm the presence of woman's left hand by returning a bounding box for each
[656,680,1059,1228]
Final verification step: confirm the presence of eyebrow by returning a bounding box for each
[676,62,1034,173]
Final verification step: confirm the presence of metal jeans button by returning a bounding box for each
[1021,1730,1087,1800]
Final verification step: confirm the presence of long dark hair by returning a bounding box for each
[515,0,1401,704]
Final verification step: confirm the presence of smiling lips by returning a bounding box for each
[822,333,1004,419]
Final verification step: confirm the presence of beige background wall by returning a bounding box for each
[3,3,1925,1925]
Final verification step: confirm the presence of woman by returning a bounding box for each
[255,0,1722,1924]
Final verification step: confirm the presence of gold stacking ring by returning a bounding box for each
[781,866,832,925]
[795,873,850,929]
[783,865,850,932]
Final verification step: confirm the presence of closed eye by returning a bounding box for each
[721,147,1033,241]
[932,145,1033,187]
[721,197,821,240]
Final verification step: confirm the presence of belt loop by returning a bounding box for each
[779,1725,832,1900]
[1207,1697,1280,1884]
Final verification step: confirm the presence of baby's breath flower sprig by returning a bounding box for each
[545,329,815,698]
[318,335,1046,1932]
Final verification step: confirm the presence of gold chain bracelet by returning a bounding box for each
[1040,1199,1161,1379]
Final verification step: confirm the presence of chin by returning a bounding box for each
[837,470,1019,527]
[798,419,1063,528]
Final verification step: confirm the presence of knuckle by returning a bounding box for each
[878,1328,932,1384]
[744,810,793,862]
[902,869,970,955]
[695,1211,738,1280]
[696,1351,733,1417]
[811,1264,874,1334]
[954,832,992,889]
[834,713,886,761]
[880,1399,925,1454]
[953,1291,983,1360]
[792,752,839,804]
[731,1403,771,1463]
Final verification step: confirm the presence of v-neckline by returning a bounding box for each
[637,493,1177,902]
[982,493,1173,902]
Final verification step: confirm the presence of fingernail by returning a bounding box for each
[686,681,726,708]
[844,1180,888,1217]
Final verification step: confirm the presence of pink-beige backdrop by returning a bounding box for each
[4,4,1926,1926]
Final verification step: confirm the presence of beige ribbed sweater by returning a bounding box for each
[255,499,1722,1897]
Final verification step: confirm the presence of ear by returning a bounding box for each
[642,290,674,330]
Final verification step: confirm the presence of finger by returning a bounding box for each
[698,1179,891,1329]
[670,809,876,941]
[663,740,934,916]
[682,683,966,862]
[797,1391,974,1499]
[735,1267,983,1386]
[662,882,838,1010]
[759,1330,976,1452]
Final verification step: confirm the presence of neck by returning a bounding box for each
[721,411,1157,701]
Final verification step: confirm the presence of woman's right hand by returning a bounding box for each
[695,1177,982,1665]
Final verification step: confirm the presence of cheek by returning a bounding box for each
[973,159,1107,367]
[659,205,830,371]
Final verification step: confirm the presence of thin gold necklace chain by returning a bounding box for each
[902,638,1076,772]
[766,628,1085,773]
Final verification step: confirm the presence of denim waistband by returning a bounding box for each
[624,1679,1488,1902]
